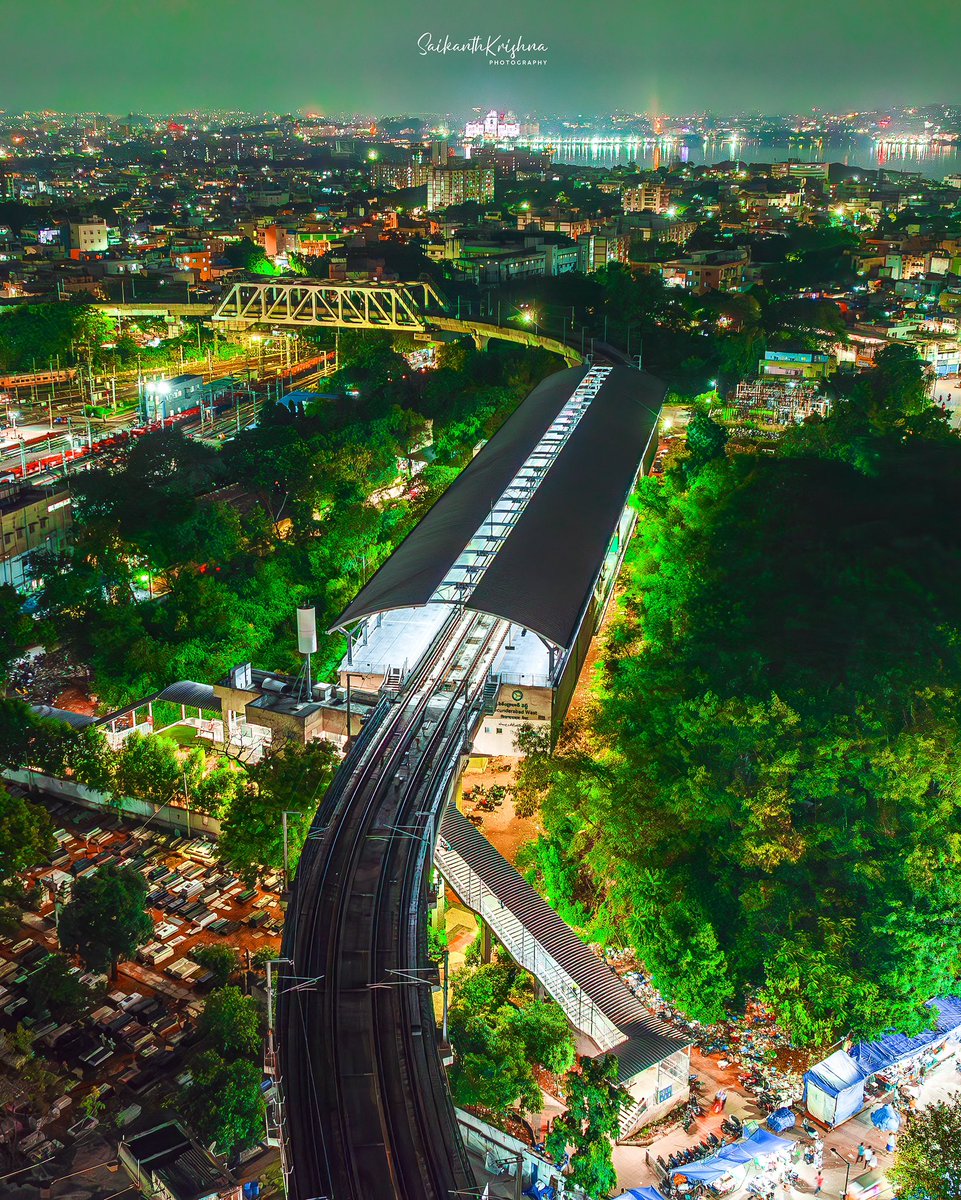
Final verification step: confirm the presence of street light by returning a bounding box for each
[830,1147,853,1199]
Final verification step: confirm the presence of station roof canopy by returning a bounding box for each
[333,365,665,652]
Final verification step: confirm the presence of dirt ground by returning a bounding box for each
[459,758,537,865]
[53,683,98,717]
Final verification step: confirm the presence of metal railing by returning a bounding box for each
[435,843,624,1052]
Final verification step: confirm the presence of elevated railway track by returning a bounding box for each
[278,608,507,1199]
[275,365,668,1199]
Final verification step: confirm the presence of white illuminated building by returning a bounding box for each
[464,109,521,140]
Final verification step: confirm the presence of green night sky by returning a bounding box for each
[2,0,959,115]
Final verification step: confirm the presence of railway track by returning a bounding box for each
[278,608,507,1199]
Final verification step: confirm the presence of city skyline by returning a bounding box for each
[3,0,961,117]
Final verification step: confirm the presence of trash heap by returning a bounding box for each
[614,959,807,1113]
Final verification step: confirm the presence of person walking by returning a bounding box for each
[815,1172,824,1196]
[865,1147,879,1170]
[856,1141,866,1164]
[885,1133,896,1155]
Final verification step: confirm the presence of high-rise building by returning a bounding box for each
[427,165,495,210]
[370,160,432,190]
[622,183,676,214]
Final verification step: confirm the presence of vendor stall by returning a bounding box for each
[669,1128,793,1195]
[803,1049,867,1127]
[850,996,961,1080]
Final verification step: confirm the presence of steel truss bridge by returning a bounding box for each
[212,279,447,331]
[212,279,583,364]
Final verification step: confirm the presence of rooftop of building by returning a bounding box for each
[0,482,69,516]
[334,364,664,652]
[122,1121,235,1200]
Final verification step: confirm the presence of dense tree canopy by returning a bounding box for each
[0,584,33,682]
[180,985,265,1157]
[35,333,558,706]
[522,350,961,1044]
[447,960,575,1117]
[24,952,98,1022]
[180,1049,266,1158]
[546,1055,628,1199]
[217,738,340,884]
[197,985,262,1059]
[0,784,54,883]
[58,863,153,978]
[889,1096,961,1200]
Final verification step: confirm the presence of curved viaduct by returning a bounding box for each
[276,365,670,1200]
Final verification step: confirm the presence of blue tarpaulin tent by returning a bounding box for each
[670,1128,793,1182]
[669,1158,738,1184]
[803,1049,867,1127]
[767,1107,796,1133]
[721,1128,793,1163]
[850,997,961,1078]
[871,1105,901,1132]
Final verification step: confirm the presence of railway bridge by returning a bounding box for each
[276,365,684,1200]
[212,279,583,365]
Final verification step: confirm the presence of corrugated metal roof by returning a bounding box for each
[333,366,665,651]
[30,705,97,729]
[156,680,221,711]
[440,807,690,1076]
[92,680,222,729]
[468,368,663,651]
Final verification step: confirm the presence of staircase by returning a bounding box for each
[481,675,500,713]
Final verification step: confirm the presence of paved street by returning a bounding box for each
[611,1044,961,1197]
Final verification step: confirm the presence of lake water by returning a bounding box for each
[532,136,961,181]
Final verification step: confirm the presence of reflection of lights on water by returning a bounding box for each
[526,133,960,176]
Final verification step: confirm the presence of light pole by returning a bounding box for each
[830,1147,852,1199]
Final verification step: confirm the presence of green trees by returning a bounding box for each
[0,784,54,881]
[115,733,182,806]
[180,986,265,1158]
[0,302,114,372]
[58,863,153,979]
[522,358,961,1044]
[217,739,339,884]
[889,1096,961,1199]
[0,585,32,681]
[192,945,241,989]
[197,985,261,1058]
[35,331,558,708]
[24,953,97,1021]
[546,1055,628,1199]
[180,1050,266,1158]
[447,961,575,1117]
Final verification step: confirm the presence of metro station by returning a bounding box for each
[332,363,665,755]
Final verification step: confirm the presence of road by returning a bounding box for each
[278,608,508,1200]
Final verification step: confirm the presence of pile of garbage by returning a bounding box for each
[609,955,806,1113]
[6,648,91,707]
